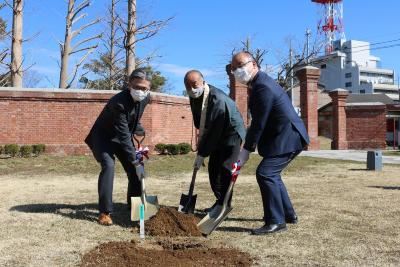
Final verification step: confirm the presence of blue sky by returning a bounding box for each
[0,0,399,94]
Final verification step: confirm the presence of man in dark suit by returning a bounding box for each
[85,68,151,226]
[231,52,310,235]
[184,70,246,212]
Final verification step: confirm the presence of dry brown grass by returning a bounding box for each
[1,155,399,266]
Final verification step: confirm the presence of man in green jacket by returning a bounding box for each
[184,70,246,212]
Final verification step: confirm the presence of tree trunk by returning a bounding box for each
[126,0,136,80]
[109,0,116,89]
[59,0,74,88]
[11,0,24,87]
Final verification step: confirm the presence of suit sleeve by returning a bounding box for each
[197,98,225,157]
[243,86,274,152]
[110,102,136,163]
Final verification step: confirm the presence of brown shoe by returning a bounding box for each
[98,213,113,226]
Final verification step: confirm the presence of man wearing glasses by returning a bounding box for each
[85,68,151,226]
[184,70,246,213]
[231,51,310,235]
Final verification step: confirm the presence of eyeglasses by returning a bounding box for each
[231,61,252,72]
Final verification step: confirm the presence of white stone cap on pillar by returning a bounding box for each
[329,88,349,92]
[299,65,319,71]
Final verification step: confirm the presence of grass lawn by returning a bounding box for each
[1,154,399,266]
[383,150,400,157]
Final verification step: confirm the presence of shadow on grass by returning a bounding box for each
[216,226,253,233]
[225,217,263,222]
[368,186,400,190]
[9,202,133,228]
[349,168,369,171]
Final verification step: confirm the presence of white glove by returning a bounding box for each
[237,149,250,166]
[134,161,145,180]
[193,155,204,170]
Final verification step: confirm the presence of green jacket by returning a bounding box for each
[189,85,246,157]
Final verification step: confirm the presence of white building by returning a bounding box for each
[311,39,399,100]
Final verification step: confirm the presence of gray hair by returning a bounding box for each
[129,68,151,82]
[184,70,204,87]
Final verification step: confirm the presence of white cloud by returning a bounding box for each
[30,66,59,75]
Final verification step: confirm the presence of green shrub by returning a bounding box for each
[20,145,33,157]
[4,144,20,157]
[0,145,3,154]
[166,144,180,155]
[178,143,191,154]
[32,144,46,155]
[154,143,167,155]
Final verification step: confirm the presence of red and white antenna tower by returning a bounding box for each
[312,0,345,54]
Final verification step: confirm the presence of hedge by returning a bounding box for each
[154,143,191,155]
[1,144,46,157]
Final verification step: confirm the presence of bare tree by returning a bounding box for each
[59,0,101,88]
[0,3,10,86]
[121,0,173,80]
[275,36,323,90]
[23,69,43,87]
[233,37,268,68]
[10,0,23,87]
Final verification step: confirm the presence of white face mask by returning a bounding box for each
[130,88,149,102]
[233,65,253,84]
[187,87,204,98]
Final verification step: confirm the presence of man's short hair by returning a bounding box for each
[129,68,151,82]
[184,70,204,87]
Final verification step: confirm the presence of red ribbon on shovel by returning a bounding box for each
[135,145,149,165]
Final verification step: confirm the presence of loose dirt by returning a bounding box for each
[80,239,254,267]
[139,206,203,237]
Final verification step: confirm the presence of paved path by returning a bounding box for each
[300,150,400,165]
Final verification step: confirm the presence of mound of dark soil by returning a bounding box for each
[142,206,202,237]
[80,240,253,267]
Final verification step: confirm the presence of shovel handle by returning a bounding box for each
[187,168,198,198]
[140,172,146,207]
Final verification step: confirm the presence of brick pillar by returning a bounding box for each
[226,64,249,126]
[295,66,320,150]
[329,89,349,150]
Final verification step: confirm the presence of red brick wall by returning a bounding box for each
[0,88,193,155]
[346,104,387,149]
[226,64,249,127]
[318,106,332,139]
[318,102,387,150]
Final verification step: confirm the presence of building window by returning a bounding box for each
[360,89,365,94]
[345,72,352,78]
[345,82,352,87]
[320,64,326,69]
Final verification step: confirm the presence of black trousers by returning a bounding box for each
[208,134,241,205]
[90,136,141,214]
[256,150,301,224]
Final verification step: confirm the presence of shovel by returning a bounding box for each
[197,162,241,235]
[130,135,159,221]
[178,168,198,213]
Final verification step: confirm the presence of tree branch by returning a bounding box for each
[71,0,90,22]
[70,34,102,53]
[69,44,98,55]
[71,18,100,38]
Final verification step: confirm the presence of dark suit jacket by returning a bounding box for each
[190,85,246,157]
[244,71,310,157]
[85,88,149,164]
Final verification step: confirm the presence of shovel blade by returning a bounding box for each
[131,196,159,221]
[178,194,197,213]
[197,205,233,235]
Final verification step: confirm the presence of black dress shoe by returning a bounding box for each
[203,202,218,213]
[286,215,298,224]
[251,223,287,235]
